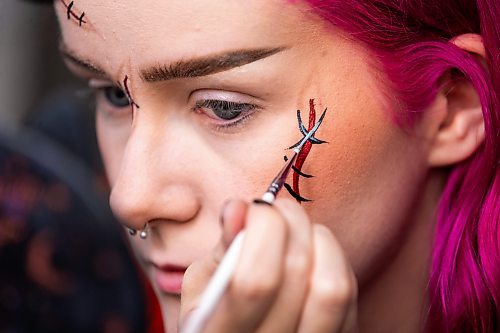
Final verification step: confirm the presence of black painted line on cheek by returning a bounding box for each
[292,165,313,178]
[284,183,312,202]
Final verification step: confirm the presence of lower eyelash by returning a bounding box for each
[212,109,258,131]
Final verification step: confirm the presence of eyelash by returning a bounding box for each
[90,84,260,131]
[193,99,260,131]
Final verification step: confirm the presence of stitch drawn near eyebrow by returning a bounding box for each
[60,0,87,26]
[123,75,140,110]
[284,99,328,203]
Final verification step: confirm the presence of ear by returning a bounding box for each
[427,34,486,167]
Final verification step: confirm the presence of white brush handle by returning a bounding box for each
[181,231,246,333]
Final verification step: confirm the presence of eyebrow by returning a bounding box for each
[60,45,106,76]
[140,47,287,82]
[59,44,287,82]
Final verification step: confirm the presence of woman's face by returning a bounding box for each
[56,0,432,327]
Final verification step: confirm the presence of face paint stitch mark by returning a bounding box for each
[78,12,86,27]
[288,106,328,149]
[123,75,140,110]
[60,0,87,26]
[284,183,312,202]
[284,99,328,203]
[284,155,314,177]
[66,1,74,19]
[291,165,313,178]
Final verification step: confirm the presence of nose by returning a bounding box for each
[109,116,201,230]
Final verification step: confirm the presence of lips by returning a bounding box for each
[152,263,187,295]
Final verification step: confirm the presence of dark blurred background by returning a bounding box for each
[0,1,158,332]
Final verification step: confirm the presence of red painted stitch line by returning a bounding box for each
[292,99,316,200]
[60,0,87,24]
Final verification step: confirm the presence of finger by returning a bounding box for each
[180,199,248,325]
[298,225,358,333]
[203,200,289,333]
[220,199,248,249]
[202,198,249,275]
[339,295,358,333]
[257,198,314,332]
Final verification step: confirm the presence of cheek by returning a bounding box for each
[95,113,131,185]
[279,39,430,284]
[302,106,426,283]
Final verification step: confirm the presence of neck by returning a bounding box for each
[358,170,447,333]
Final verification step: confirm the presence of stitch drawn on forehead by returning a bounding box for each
[60,0,86,27]
[284,99,328,203]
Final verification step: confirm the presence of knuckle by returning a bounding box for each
[311,275,355,308]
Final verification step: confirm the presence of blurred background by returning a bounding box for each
[0,1,161,332]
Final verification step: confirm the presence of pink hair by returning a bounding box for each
[302,0,499,332]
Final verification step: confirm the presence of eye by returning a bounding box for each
[194,99,256,121]
[102,86,131,108]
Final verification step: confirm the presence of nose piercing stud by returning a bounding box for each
[139,225,148,239]
[127,223,148,239]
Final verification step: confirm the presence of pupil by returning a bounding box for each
[215,107,241,120]
[213,102,246,120]
[104,87,130,107]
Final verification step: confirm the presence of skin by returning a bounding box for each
[54,0,485,332]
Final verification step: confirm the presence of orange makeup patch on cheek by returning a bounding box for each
[298,80,402,214]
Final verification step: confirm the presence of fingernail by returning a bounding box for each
[252,198,273,206]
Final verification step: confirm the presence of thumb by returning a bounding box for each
[180,199,248,325]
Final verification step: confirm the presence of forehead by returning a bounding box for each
[55,0,317,70]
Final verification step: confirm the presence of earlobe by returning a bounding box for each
[427,34,486,167]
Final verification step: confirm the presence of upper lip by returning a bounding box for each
[149,260,189,273]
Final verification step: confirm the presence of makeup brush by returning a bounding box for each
[181,111,326,333]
